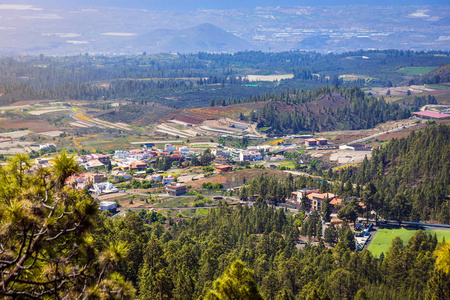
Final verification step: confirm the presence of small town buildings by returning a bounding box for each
[130,161,147,170]
[177,146,189,154]
[165,144,176,152]
[239,151,261,161]
[35,158,52,168]
[317,138,328,145]
[84,159,105,169]
[305,138,327,146]
[288,189,319,203]
[150,174,162,182]
[331,217,344,226]
[214,157,230,165]
[100,201,117,212]
[215,165,232,173]
[162,174,175,185]
[90,182,118,195]
[93,154,111,165]
[39,143,57,150]
[111,171,132,181]
[212,148,226,158]
[339,144,372,151]
[169,153,183,161]
[270,154,285,161]
[85,173,106,184]
[114,150,129,160]
[166,182,187,196]
[330,197,343,208]
[307,192,337,211]
[305,139,317,146]
[413,111,450,119]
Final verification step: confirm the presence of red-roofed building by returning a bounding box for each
[305,139,317,146]
[317,138,328,145]
[413,111,450,119]
[307,193,337,210]
[169,153,183,161]
[215,165,232,173]
[130,161,147,170]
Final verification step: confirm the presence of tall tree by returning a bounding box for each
[0,152,134,298]
[203,260,264,300]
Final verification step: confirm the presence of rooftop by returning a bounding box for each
[413,111,450,119]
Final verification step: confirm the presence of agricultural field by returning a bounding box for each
[397,67,438,76]
[246,74,294,82]
[367,227,450,257]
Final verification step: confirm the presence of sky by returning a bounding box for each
[16,0,450,11]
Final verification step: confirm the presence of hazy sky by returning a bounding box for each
[17,0,450,11]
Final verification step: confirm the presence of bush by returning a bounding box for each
[195,194,204,200]
[202,166,214,172]
[202,182,223,190]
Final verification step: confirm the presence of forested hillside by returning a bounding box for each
[253,86,410,133]
[336,124,450,224]
[93,202,450,300]
[0,50,448,107]
[1,144,450,299]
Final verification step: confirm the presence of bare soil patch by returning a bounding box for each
[0,120,64,132]
[188,169,289,189]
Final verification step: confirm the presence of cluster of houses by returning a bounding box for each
[287,188,367,226]
[288,189,342,211]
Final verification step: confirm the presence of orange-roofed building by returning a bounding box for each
[215,165,232,173]
[307,192,337,211]
[130,161,147,170]
[305,139,317,146]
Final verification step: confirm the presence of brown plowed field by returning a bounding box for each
[0,120,66,132]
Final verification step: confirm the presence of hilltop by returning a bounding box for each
[131,23,254,54]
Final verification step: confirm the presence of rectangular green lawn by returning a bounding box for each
[397,67,438,76]
[367,227,450,257]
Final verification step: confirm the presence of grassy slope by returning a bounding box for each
[368,227,450,257]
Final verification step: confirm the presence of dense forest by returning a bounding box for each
[91,202,450,300]
[0,50,449,107]
[237,124,449,225]
[1,133,449,299]
[330,124,450,224]
[251,86,410,133]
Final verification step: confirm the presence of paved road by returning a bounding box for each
[284,170,322,179]
[348,123,417,145]
[119,205,217,211]
[70,109,102,128]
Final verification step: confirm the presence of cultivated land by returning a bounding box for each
[368,227,450,257]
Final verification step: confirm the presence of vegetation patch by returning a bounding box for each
[397,67,438,76]
[367,227,450,257]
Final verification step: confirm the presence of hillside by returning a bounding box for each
[408,63,450,85]
[98,103,175,126]
[351,124,450,223]
[131,23,254,54]
[255,86,411,133]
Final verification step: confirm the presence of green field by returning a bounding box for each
[397,67,438,76]
[367,227,450,257]
[426,84,450,89]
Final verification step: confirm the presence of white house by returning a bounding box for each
[162,174,175,185]
[165,144,176,152]
[100,201,117,211]
[90,182,119,195]
[239,151,261,161]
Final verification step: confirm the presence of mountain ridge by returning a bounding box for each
[131,23,254,54]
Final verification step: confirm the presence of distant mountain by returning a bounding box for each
[131,23,254,54]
